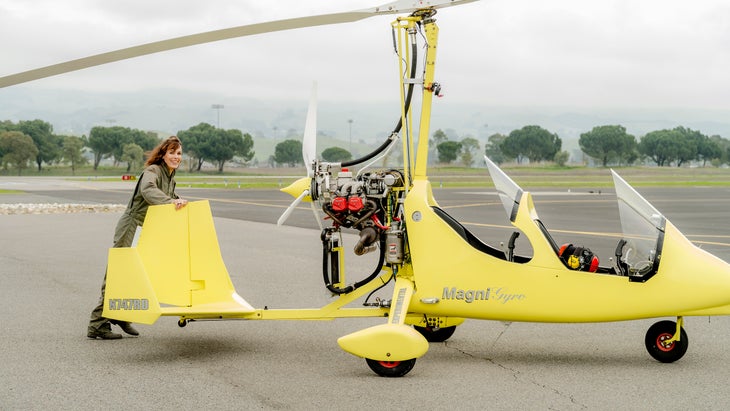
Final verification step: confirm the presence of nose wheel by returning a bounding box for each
[645,319,688,363]
[366,358,416,377]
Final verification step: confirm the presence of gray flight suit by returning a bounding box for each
[88,164,180,333]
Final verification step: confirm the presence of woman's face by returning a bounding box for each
[163,146,182,171]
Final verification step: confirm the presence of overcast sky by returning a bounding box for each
[2,0,730,111]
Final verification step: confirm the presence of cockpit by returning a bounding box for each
[480,157,664,281]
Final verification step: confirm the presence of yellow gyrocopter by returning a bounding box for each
[4,0,730,377]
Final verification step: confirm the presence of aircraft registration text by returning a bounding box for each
[108,298,149,310]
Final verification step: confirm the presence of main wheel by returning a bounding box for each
[414,325,456,342]
[366,358,416,377]
[645,320,688,363]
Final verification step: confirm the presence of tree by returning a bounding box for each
[501,125,561,163]
[274,139,303,167]
[554,151,569,167]
[178,124,254,172]
[0,131,39,175]
[638,126,717,167]
[237,132,255,165]
[484,133,508,164]
[87,126,120,170]
[109,127,156,166]
[431,129,448,146]
[178,123,214,171]
[674,126,718,167]
[17,119,57,171]
[579,125,637,166]
[207,129,254,173]
[638,129,681,166]
[61,136,87,175]
[429,129,450,165]
[709,135,730,166]
[459,136,480,167]
[136,131,161,152]
[436,141,462,164]
[121,143,144,173]
[321,146,352,162]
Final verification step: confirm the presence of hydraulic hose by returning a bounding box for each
[341,33,418,168]
[321,229,387,295]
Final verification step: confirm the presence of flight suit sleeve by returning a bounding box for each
[139,168,174,205]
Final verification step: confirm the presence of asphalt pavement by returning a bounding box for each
[3,177,730,410]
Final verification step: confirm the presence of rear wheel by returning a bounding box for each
[414,325,456,342]
[366,358,416,377]
[645,320,688,363]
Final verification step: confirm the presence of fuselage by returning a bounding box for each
[403,179,730,323]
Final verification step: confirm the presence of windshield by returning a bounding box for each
[611,170,665,278]
[485,156,523,222]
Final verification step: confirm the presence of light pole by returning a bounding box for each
[211,104,224,128]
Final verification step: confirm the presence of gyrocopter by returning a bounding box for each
[5,0,730,377]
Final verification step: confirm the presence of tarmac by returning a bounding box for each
[4,179,730,410]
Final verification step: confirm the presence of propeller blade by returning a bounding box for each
[303,82,318,177]
[310,201,323,231]
[0,0,477,88]
[277,189,310,227]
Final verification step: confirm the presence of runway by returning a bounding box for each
[3,177,730,409]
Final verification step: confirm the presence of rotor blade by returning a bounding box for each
[277,189,310,227]
[0,13,366,88]
[303,82,318,177]
[0,0,478,88]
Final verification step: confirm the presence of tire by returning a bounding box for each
[414,325,456,342]
[366,358,416,377]
[645,320,688,363]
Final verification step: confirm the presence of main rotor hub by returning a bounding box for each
[411,8,437,19]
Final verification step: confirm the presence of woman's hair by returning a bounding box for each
[145,136,182,167]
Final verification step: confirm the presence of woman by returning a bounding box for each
[88,136,188,339]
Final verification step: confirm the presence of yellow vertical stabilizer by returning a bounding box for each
[103,248,162,324]
[103,200,254,324]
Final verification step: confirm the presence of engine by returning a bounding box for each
[310,162,406,294]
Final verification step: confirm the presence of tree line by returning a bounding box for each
[436,124,730,167]
[0,120,255,175]
[2,118,730,175]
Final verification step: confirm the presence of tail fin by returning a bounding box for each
[103,200,254,324]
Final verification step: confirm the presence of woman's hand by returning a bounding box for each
[172,198,188,210]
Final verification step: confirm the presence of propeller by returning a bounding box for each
[302,82,318,178]
[0,0,478,88]
[277,82,321,228]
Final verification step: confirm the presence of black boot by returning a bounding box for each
[111,320,139,336]
[87,327,122,340]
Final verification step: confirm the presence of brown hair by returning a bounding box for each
[145,136,182,167]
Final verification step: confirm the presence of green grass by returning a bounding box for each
[4,164,730,189]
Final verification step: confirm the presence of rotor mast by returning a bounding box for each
[413,12,439,179]
[393,10,440,185]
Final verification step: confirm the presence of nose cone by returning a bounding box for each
[280,177,312,202]
[659,222,730,312]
